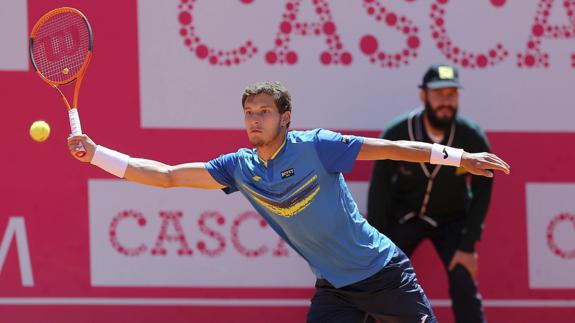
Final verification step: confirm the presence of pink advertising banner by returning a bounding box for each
[0,1,574,322]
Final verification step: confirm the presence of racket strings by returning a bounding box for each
[32,12,90,84]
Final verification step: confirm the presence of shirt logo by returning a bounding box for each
[442,147,448,159]
[281,168,295,179]
[252,176,261,182]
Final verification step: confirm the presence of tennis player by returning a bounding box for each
[68,81,509,322]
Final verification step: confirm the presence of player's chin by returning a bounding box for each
[248,135,265,147]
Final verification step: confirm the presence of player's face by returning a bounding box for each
[422,87,459,130]
[243,93,287,147]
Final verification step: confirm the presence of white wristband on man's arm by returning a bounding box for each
[430,143,464,167]
[90,145,130,178]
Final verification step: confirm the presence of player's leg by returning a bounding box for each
[361,219,432,323]
[307,279,371,323]
[430,218,486,323]
[350,248,437,323]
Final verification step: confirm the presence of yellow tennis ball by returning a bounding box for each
[29,120,50,142]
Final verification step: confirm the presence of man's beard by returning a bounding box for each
[424,100,457,131]
[249,123,282,147]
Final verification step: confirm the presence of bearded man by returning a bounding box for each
[367,64,493,323]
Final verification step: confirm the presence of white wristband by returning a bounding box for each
[90,145,130,178]
[430,143,463,167]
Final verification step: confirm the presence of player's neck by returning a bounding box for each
[257,130,287,164]
[422,114,446,143]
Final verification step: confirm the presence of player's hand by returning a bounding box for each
[67,134,96,163]
[449,250,478,280]
[460,152,510,178]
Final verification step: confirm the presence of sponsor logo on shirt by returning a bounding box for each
[281,168,295,179]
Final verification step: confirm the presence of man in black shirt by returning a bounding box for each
[368,64,492,323]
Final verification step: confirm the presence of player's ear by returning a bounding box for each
[281,111,291,128]
[419,89,426,104]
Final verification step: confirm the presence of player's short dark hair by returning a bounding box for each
[242,81,292,128]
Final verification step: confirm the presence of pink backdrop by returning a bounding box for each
[0,1,574,322]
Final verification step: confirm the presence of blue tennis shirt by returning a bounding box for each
[206,129,396,288]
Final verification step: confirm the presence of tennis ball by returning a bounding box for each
[29,120,50,142]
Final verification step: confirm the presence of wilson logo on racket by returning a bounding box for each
[35,25,82,62]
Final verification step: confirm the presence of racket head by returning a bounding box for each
[29,7,93,86]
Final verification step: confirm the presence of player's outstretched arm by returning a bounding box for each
[67,135,225,189]
[357,137,510,178]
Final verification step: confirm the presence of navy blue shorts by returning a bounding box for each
[307,248,436,323]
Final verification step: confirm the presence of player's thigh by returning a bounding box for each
[358,249,437,322]
[368,292,437,323]
[307,289,368,323]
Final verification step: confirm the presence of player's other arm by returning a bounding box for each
[356,137,510,178]
[67,134,225,190]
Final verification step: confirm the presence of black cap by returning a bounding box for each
[419,64,461,89]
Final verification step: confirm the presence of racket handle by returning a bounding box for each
[68,108,86,157]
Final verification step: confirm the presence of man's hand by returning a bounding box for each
[449,250,478,279]
[67,134,97,163]
[461,152,510,178]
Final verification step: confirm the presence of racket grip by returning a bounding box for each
[68,108,86,157]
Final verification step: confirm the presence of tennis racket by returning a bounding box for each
[29,7,93,157]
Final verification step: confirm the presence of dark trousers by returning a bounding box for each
[306,248,437,323]
[383,217,486,323]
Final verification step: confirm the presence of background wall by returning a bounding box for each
[0,0,574,322]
